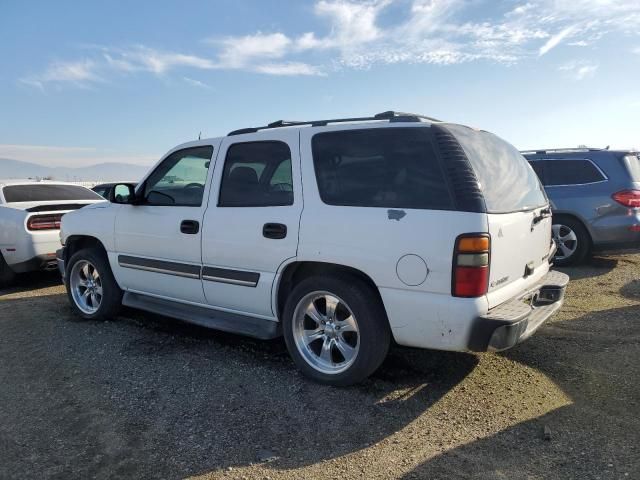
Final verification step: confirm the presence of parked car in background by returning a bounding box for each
[92,182,137,200]
[58,111,568,385]
[523,148,640,266]
[0,181,105,287]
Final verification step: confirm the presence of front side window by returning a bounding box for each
[218,141,293,207]
[312,127,453,210]
[531,159,606,186]
[2,184,102,203]
[143,146,213,206]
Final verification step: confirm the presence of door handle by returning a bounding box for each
[180,220,200,235]
[263,223,287,239]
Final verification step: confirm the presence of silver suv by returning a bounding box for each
[523,148,640,265]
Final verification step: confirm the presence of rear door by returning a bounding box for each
[200,130,302,318]
[445,125,552,308]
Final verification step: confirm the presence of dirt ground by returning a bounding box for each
[0,253,638,480]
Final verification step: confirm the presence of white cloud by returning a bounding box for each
[212,32,292,68]
[20,0,640,87]
[254,62,325,76]
[559,60,599,80]
[20,60,100,89]
[183,77,211,89]
[539,25,580,56]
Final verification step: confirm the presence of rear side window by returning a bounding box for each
[312,128,453,210]
[623,155,640,182]
[530,159,606,186]
[218,141,293,207]
[445,125,547,213]
[2,184,102,203]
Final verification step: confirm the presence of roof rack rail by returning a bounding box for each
[227,111,443,136]
[520,147,604,155]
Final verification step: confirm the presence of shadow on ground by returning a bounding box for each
[0,291,478,479]
[401,304,640,479]
[0,270,61,297]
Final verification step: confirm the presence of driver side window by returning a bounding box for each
[144,146,213,206]
[218,141,293,207]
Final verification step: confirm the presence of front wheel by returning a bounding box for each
[66,247,122,320]
[283,275,390,386]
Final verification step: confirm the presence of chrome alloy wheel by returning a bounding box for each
[70,260,103,315]
[552,224,578,261]
[292,291,360,375]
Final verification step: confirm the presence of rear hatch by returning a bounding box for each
[445,125,552,308]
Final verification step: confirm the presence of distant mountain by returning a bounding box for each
[0,158,150,182]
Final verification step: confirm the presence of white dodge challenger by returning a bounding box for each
[0,181,105,287]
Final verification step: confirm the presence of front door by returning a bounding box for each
[113,144,218,303]
[201,131,302,318]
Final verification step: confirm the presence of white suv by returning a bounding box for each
[58,111,568,385]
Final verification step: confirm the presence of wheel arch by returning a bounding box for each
[551,212,594,248]
[64,235,108,263]
[274,260,387,320]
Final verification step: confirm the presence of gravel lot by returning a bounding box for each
[1,253,639,480]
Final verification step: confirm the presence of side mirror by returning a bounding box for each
[109,183,137,204]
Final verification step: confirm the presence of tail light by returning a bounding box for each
[27,214,63,231]
[452,234,490,297]
[612,190,640,208]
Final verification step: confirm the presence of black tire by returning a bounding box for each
[552,216,590,266]
[282,274,391,386]
[0,253,17,288]
[65,247,122,320]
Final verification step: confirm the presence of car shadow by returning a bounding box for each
[0,292,479,479]
[0,270,62,297]
[400,304,640,479]
[555,255,619,281]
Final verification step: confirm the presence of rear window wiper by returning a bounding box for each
[532,207,552,226]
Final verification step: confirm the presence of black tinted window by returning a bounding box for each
[531,159,606,186]
[144,146,213,206]
[445,125,547,213]
[2,184,102,202]
[312,128,453,210]
[218,141,293,207]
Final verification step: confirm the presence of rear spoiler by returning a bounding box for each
[25,203,91,212]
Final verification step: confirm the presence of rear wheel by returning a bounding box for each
[552,217,590,266]
[283,275,390,386]
[0,253,17,288]
[66,247,122,320]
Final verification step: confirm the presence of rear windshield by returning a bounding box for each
[312,127,453,210]
[623,154,640,182]
[445,125,547,213]
[2,184,102,203]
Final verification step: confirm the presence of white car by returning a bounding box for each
[58,111,568,385]
[0,181,104,286]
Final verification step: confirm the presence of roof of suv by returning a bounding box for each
[226,110,444,136]
[521,147,637,157]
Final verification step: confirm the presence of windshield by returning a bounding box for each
[2,184,102,203]
[445,124,548,213]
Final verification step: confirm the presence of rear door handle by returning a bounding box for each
[180,220,200,235]
[263,223,287,239]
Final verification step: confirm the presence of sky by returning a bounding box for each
[1,0,639,168]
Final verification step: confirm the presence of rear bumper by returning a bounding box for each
[10,254,59,273]
[468,270,569,352]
